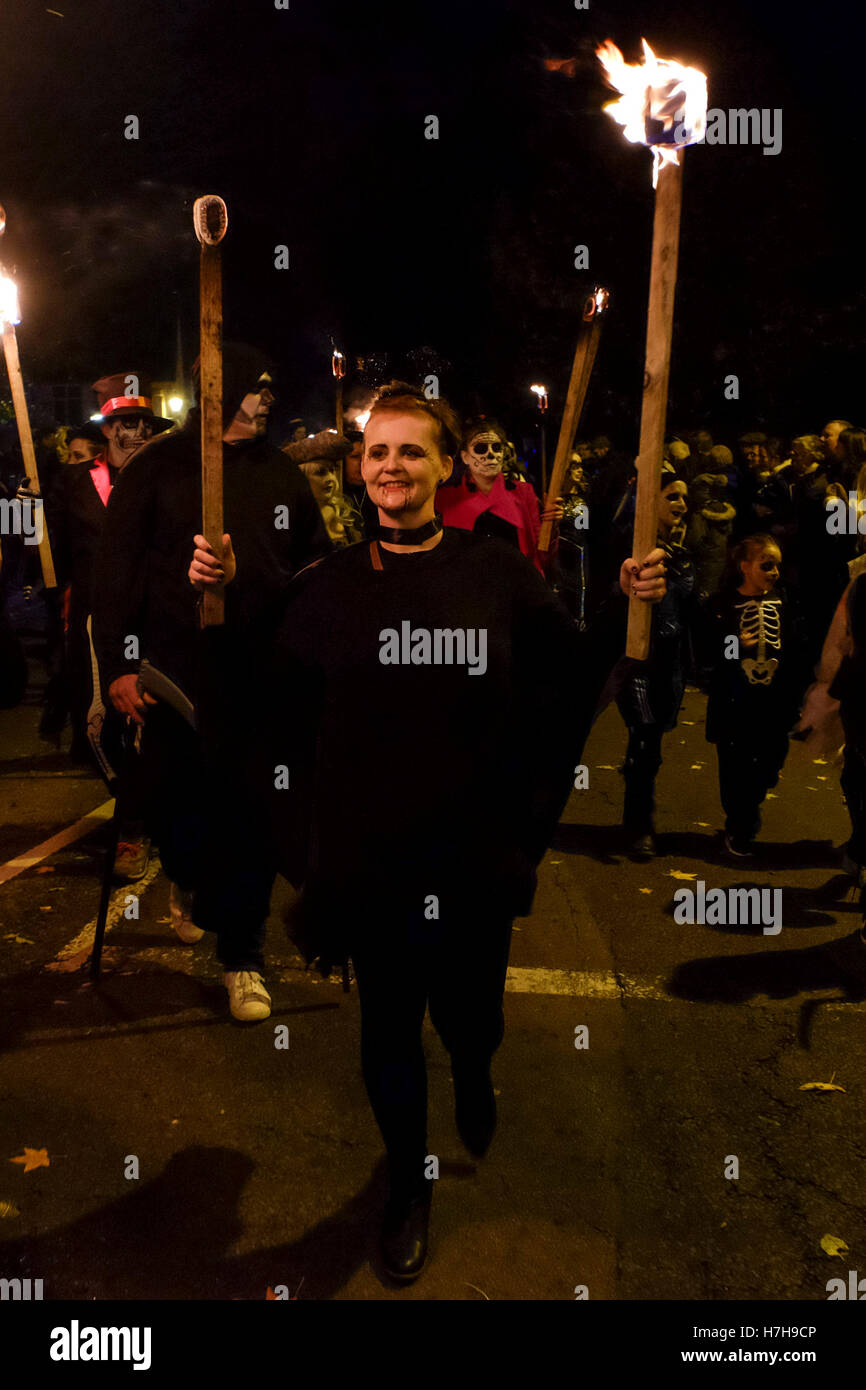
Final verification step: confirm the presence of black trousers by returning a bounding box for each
[350,903,514,1196]
[716,731,789,843]
[139,705,276,972]
[622,724,665,833]
[841,745,866,870]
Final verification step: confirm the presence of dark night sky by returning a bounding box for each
[0,0,861,447]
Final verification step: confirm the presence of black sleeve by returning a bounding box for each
[90,452,156,691]
[509,563,584,865]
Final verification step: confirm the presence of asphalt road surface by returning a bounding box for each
[1,675,864,1302]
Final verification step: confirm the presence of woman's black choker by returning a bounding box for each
[372,516,443,545]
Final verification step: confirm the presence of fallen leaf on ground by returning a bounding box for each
[10,1148,49,1173]
[0,1200,21,1218]
[692,821,711,827]
[4,934,34,944]
[36,866,55,875]
[39,906,52,912]
[639,888,653,895]
[813,758,829,765]
[821,1234,848,1258]
[681,720,697,725]
[595,765,617,771]
[690,764,704,770]
[817,776,828,781]
[766,793,777,799]
[548,860,562,865]
[668,870,698,881]
[800,1070,845,1093]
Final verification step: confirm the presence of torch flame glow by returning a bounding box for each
[596,39,707,186]
[0,273,21,327]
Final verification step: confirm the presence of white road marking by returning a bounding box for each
[0,800,114,885]
[45,856,163,970]
[506,966,664,999]
[504,965,866,1010]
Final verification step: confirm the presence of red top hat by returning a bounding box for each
[91,372,173,432]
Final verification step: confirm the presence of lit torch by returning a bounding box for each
[596,40,707,658]
[332,348,345,435]
[0,208,57,589]
[530,383,549,496]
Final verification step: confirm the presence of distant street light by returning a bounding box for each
[168,396,184,414]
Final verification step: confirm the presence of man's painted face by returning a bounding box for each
[658,480,688,531]
[103,413,154,469]
[239,389,274,435]
[223,387,275,443]
[67,438,102,466]
[362,411,451,518]
[462,431,505,484]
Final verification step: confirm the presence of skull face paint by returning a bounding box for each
[102,413,154,470]
[223,387,275,444]
[462,431,505,487]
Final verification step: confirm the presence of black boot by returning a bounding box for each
[453,1060,497,1157]
[380,1183,433,1282]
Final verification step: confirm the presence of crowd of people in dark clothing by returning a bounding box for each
[1,359,864,1282]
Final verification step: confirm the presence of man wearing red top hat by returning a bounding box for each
[49,373,173,881]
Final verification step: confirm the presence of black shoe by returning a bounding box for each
[626,831,656,860]
[724,832,754,859]
[380,1186,432,1283]
[453,1062,497,1157]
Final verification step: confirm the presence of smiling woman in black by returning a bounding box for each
[190,381,666,1284]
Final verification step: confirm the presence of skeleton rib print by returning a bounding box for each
[736,596,781,686]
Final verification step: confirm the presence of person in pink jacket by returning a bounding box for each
[435,418,560,574]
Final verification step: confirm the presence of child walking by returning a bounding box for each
[704,534,809,856]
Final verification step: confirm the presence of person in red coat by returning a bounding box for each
[435,418,559,573]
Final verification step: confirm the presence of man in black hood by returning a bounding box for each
[91,344,331,1020]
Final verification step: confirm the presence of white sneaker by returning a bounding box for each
[224,971,271,1022]
[168,882,205,943]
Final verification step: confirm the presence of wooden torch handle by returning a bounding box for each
[199,244,224,627]
[538,312,604,557]
[626,159,683,660]
[2,322,56,589]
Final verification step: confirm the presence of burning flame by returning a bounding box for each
[596,39,707,186]
[0,272,21,327]
[354,408,371,430]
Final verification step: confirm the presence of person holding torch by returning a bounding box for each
[189,380,666,1282]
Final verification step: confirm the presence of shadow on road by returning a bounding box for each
[668,929,866,1008]
[0,1145,393,1299]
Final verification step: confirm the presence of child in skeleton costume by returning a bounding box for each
[704,534,809,856]
[615,468,695,859]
